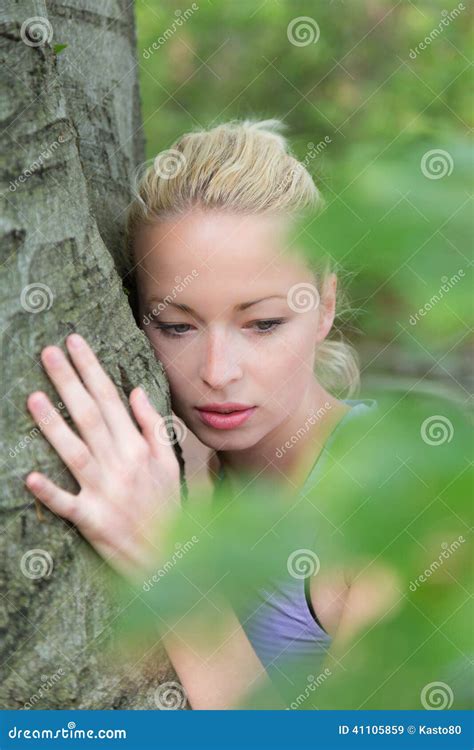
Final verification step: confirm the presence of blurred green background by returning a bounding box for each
[135,0,472,401]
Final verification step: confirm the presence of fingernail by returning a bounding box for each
[26,473,41,487]
[27,392,47,408]
[68,333,83,349]
[43,347,62,364]
[138,387,149,404]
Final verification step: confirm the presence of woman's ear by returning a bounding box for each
[315,272,337,344]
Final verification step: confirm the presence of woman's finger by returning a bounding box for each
[40,345,115,462]
[25,471,78,522]
[65,334,144,452]
[26,392,99,486]
[129,387,176,460]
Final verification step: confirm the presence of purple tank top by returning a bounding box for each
[214,398,378,676]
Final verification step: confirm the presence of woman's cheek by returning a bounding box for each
[277,326,313,370]
[273,338,315,396]
[142,337,186,396]
[146,333,182,368]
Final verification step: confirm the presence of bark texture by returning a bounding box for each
[0,0,185,709]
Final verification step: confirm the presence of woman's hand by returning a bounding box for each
[24,333,181,582]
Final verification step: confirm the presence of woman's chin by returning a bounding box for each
[194,425,260,452]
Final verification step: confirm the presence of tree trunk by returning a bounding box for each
[0,0,186,709]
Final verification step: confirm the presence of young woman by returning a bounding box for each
[24,119,398,709]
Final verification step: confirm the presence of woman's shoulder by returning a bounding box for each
[300,397,378,494]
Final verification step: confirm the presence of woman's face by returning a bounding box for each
[133,209,336,451]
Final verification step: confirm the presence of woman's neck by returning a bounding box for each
[216,381,352,497]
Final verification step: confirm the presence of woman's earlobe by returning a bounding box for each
[322,273,338,327]
[324,272,338,307]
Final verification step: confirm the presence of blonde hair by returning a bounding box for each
[125,118,360,398]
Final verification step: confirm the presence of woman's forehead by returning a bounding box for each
[134,211,311,280]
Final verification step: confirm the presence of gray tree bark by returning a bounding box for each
[1,0,186,709]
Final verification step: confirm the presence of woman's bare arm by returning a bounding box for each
[314,561,403,666]
[162,606,284,709]
[159,451,284,709]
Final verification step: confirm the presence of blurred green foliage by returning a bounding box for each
[136,0,471,160]
[135,0,473,394]
[112,391,473,708]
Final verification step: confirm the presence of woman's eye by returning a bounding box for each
[153,323,193,337]
[153,319,286,337]
[251,319,286,334]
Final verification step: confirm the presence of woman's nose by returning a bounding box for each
[198,329,243,389]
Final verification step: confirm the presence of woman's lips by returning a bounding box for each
[196,407,257,430]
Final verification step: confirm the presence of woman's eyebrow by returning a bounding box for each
[146,295,286,315]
